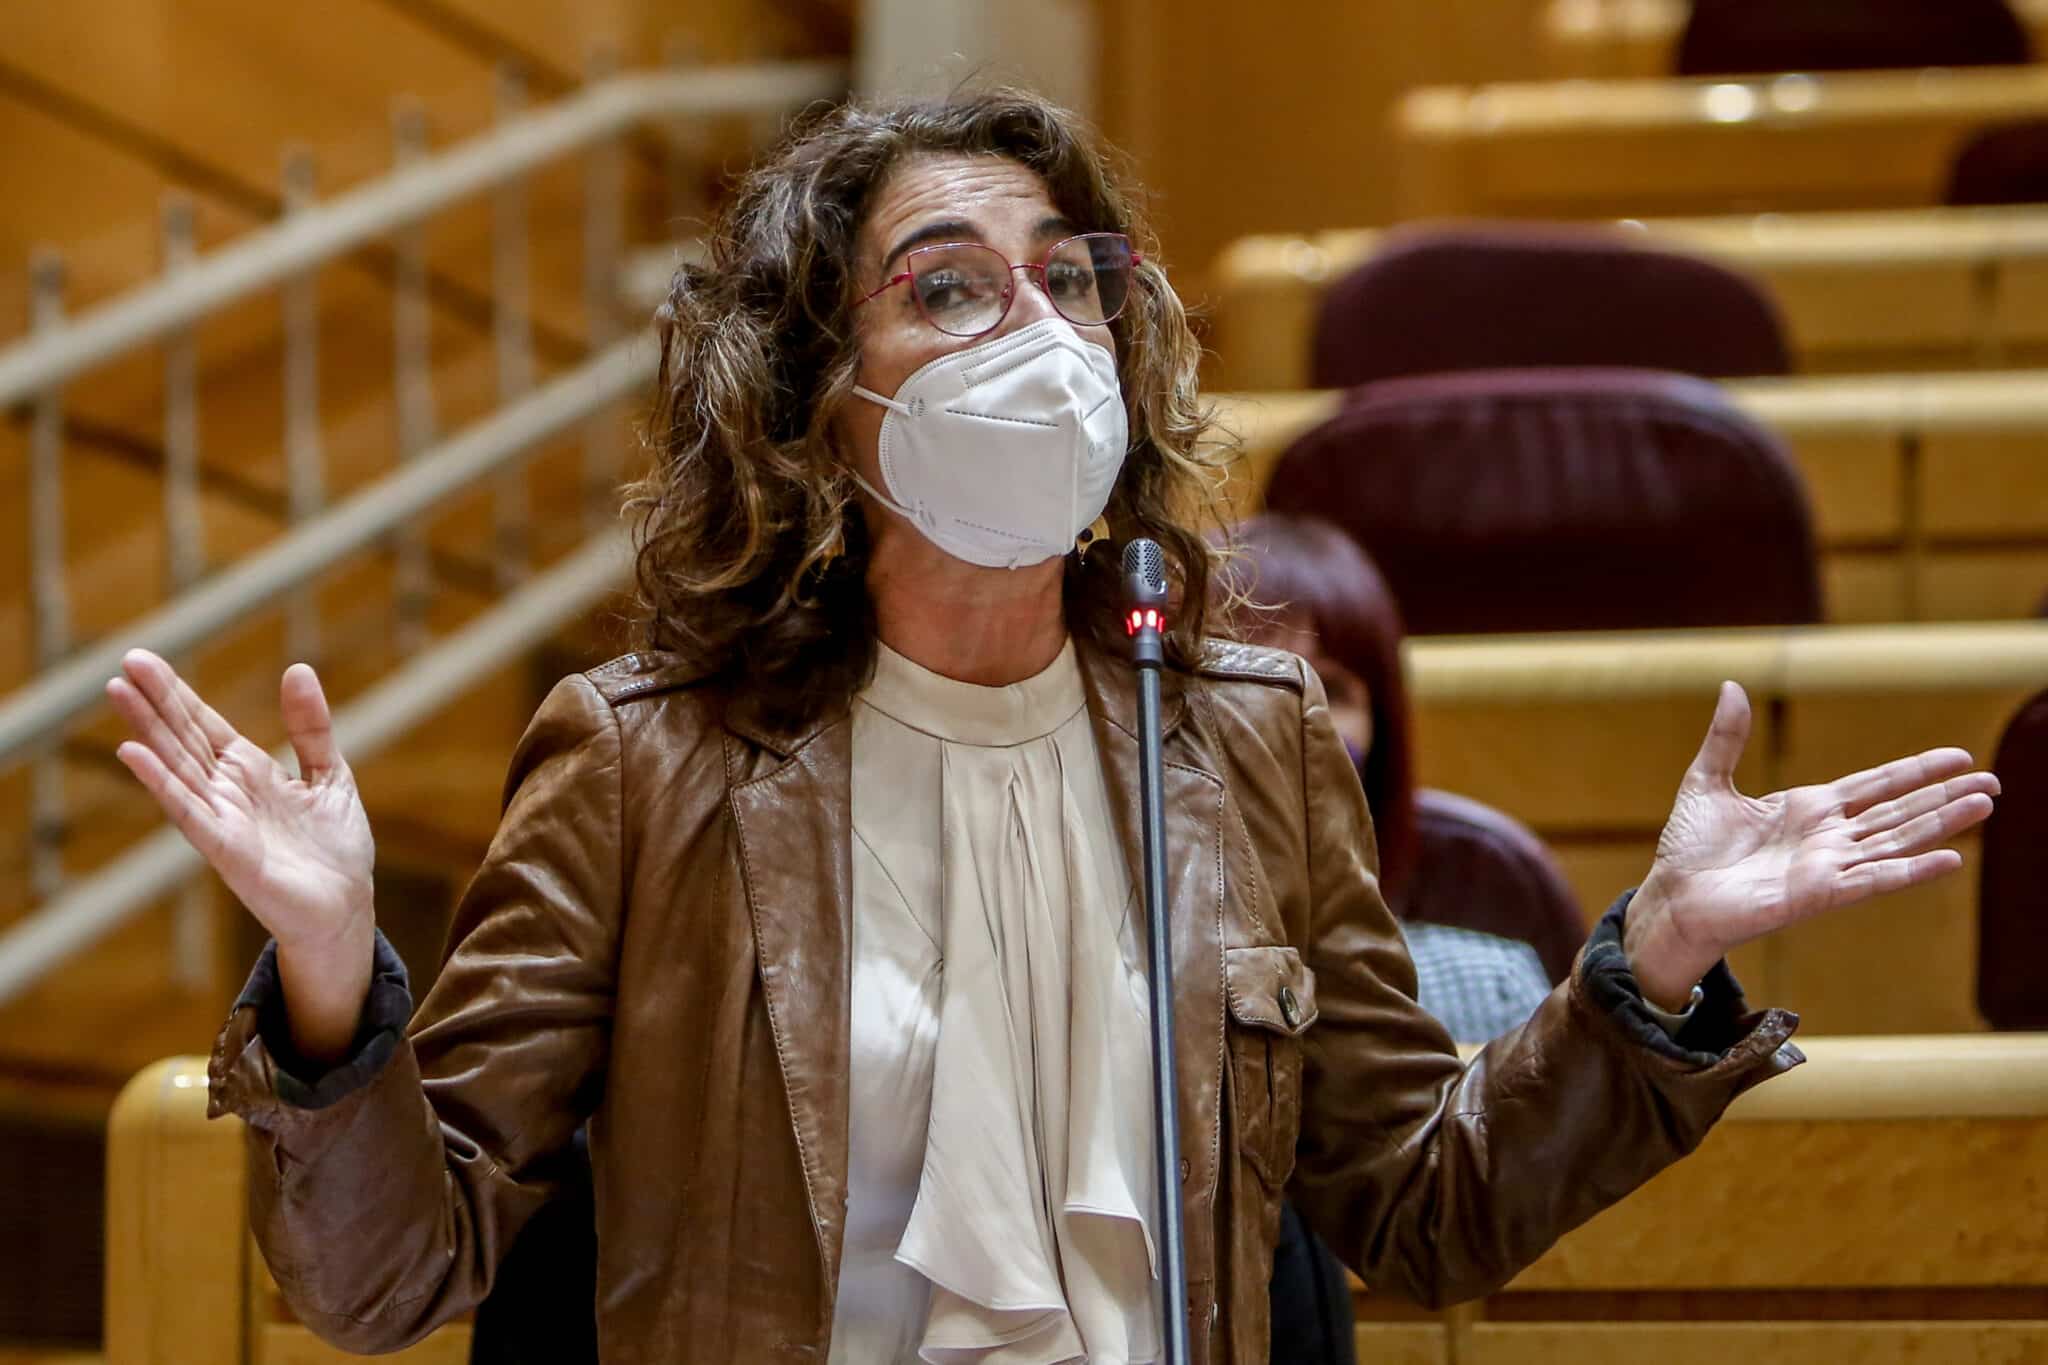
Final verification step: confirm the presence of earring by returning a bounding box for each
[1075,514,1112,553]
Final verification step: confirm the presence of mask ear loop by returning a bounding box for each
[852,384,915,416]
[846,383,927,525]
[847,467,941,540]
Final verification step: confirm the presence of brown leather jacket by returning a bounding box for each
[208,639,1802,1363]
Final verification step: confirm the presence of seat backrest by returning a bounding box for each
[1402,788,1586,986]
[1309,223,1791,391]
[105,1058,246,1365]
[1948,119,2048,205]
[1676,0,2030,76]
[1979,684,2048,1029]
[1263,367,1825,635]
[102,1055,481,1365]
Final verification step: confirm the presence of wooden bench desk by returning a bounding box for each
[1540,0,2048,80]
[1209,205,2048,389]
[1362,1032,2048,1362]
[1399,621,2048,1032]
[1395,66,2048,220]
[108,1032,2048,1363]
[1209,372,2048,625]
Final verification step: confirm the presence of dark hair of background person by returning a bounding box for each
[1215,513,1421,906]
[627,90,1230,727]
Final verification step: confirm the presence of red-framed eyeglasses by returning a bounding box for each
[857,231,1143,339]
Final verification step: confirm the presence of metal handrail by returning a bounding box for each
[0,62,842,410]
[0,58,838,1001]
[0,531,633,1006]
[0,334,656,769]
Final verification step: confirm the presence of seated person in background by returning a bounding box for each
[1220,513,1560,1041]
[1397,919,1551,1048]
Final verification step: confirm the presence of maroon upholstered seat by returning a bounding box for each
[1309,223,1791,392]
[1403,789,1585,986]
[1948,120,2048,206]
[1978,686,2048,1029]
[1262,367,1824,635]
[1676,0,2029,76]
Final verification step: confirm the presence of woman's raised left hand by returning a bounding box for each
[1623,681,2000,1011]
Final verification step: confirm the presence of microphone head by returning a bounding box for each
[1122,537,1167,606]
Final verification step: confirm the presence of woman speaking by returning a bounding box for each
[108,91,1996,1364]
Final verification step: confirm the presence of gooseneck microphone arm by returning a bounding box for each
[1122,537,1191,1365]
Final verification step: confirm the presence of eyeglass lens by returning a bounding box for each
[908,235,1134,338]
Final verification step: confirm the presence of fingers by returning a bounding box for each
[1844,791,1997,868]
[1685,680,1752,790]
[1832,848,1965,906]
[117,650,217,775]
[168,667,240,753]
[1848,770,2002,840]
[113,738,223,859]
[280,663,342,781]
[1832,746,1976,817]
[106,675,214,800]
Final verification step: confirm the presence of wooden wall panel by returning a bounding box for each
[386,0,655,76]
[1096,0,1565,295]
[0,97,253,338]
[1514,1116,2048,1290]
[0,0,679,360]
[0,1,497,198]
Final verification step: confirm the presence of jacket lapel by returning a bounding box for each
[725,710,854,1335]
[1076,645,1229,1240]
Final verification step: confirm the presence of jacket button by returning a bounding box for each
[1278,985,1300,1028]
[1179,1157,1191,1182]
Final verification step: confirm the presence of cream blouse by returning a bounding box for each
[827,639,1161,1364]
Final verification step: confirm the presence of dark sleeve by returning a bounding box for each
[1288,663,1804,1310]
[1580,889,1756,1064]
[206,673,626,1353]
[230,929,413,1111]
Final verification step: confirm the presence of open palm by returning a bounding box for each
[108,648,374,949]
[1627,681,1999,1003]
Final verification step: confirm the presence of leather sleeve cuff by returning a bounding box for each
[1578,889,1758,1067]
[228,929,415,1112]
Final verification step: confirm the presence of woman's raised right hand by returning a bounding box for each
[109,648,377,1062]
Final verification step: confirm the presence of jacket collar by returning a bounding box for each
[722,636,1190,760]
[724,633,1219,1344]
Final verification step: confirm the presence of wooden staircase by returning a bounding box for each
[0,2,851,1349]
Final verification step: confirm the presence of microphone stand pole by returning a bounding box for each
[1123,538,1191,1365]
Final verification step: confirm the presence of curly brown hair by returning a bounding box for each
[624,88,1230,726]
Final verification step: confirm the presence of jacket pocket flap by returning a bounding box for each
[1224,945,1318,1036]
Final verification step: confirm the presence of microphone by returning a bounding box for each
[1121,537,1190,1365]
[1122,537,1169,670]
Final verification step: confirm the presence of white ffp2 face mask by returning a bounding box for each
[850,318,1129,569]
